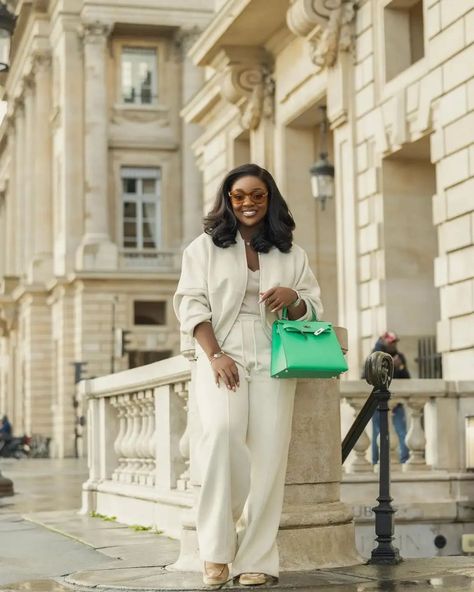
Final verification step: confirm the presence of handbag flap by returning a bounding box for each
[277,321,332,335]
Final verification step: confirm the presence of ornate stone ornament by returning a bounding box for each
[221,61,275,131]
[287,0,357,69]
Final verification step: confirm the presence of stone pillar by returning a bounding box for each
[14,98,25,275]
[4,119,15,276]
[76,21,118,271]
[279,378,361,569]
[23,77,36,276]
[179,29,204,246]
[29,52,53,283]
[0,188,5,277]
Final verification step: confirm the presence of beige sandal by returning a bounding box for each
[202,561,229,586]
[239,573,267,586]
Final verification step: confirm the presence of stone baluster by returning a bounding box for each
[110,397,126,481]
[403,398,430,472]
[135,395,150,485]
[128,394,143,483]
[174,381,191,490]
[344,397,372,473]
[118,395,135,482]
[142,390,156,485]
[134,392,149,484]
[388,400,402,472]
[147,389,158,487]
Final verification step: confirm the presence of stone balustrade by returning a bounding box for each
[80,351,361,570]
[80,355,193,538]
[341,379,474,474]
[340,379,474,558]
[81,361,474,562]
[119,249,181,270]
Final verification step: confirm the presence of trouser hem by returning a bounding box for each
[201,554,235,564]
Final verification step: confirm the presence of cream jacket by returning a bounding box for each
[173,232,323,353]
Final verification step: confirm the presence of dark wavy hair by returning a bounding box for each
[203,163,295,253]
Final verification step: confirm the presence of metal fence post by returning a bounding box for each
[365,351,402,565]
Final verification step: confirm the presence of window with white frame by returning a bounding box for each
[122,167,161,250]
[121,47,157,105]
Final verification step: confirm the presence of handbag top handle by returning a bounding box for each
[282,303,318,321]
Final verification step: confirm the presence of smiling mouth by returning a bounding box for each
[242,210,257,217]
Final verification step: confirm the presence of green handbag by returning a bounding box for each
[271,306,348,379]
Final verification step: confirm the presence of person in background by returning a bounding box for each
[370,331,410,464]
[0,414,12,442]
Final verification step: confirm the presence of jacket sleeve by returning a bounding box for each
[173,245,212,347]
[293,249,324,321]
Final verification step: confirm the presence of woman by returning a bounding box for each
[174,163,323,586]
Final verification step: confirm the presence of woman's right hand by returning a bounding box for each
[211,355,240,391]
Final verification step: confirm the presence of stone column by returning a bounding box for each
[14,97,25,275]
[278,378,361,569]
[179,29,204,246]
[76,21,118,271]
[4,118,16,276]
[23,77,36,276]
[29,52,53,283]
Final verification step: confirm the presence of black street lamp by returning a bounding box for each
[0,2,16,73]
[309,106,335,211]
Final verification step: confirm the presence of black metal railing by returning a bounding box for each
[342,351,402,565]
[416,336,442,378]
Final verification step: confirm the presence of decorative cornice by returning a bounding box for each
[287,0,356,69]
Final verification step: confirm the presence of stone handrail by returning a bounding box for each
[119,249,181,270]
[341,379,474,474]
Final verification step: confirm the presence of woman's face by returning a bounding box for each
[228,175,269,229]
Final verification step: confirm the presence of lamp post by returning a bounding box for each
[0,2,16,73]
[309,106,335,210]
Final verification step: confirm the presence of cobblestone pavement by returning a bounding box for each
[1,459,474,591]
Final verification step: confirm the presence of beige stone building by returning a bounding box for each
[74,0,474,561]
[0,0,214,457]
[1,0,473,461]
[183,0,474,381]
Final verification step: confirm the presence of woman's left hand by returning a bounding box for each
[259,286,298,313]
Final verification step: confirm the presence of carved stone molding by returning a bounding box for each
[220,53,275,131]
[174,26,202,58]
[79,21,112,44]
[287,0,356,69]
[32,50,52,75]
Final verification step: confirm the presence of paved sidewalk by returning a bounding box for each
[1,459,474,591]
[16,509,474,591]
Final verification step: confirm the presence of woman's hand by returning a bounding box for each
[211,354,240,391]
[259,286,298,313]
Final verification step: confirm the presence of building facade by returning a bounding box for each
[0,0,214,457]
[183,0,474,381]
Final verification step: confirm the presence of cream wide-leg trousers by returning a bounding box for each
[194,313,297,578]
